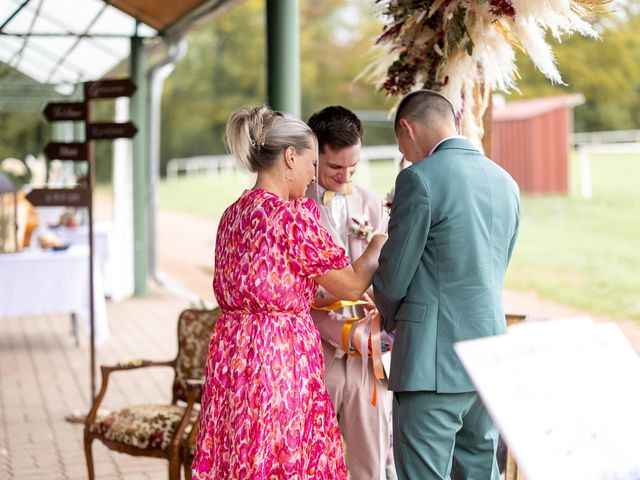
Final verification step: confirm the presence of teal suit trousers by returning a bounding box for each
[393,391,500,480]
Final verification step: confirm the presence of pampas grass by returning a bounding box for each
[372,0,608,149]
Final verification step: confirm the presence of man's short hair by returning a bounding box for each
[307,106,363,153]
[394,90,456,131]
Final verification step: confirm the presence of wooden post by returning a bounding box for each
[82,90,97,403]
[482,87,493,157]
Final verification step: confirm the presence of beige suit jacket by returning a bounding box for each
[306,183,388,372]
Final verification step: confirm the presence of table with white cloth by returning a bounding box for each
[31,221,113,297]
[0,244,109,345]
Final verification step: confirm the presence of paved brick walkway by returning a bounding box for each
[0,291,191,479]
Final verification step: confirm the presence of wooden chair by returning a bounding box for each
[84,307,220,480]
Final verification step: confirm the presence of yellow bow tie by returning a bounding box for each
[322,183,353,204]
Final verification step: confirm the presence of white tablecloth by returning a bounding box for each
[32,222,113,297]
[0,244,109,344]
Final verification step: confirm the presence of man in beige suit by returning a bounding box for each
[306,106,396,480]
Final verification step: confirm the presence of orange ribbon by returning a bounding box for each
[314,300,387,407]
[346,309,386,407]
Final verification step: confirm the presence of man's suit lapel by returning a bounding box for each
[346,189,364,258]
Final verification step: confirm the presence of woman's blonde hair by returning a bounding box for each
[226,105,315,172]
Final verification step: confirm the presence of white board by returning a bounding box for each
[454,318,640,480]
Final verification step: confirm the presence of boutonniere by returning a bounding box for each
[350,216,374,242]
[384,188,394,215]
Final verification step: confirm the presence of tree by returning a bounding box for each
[0,70,48,161]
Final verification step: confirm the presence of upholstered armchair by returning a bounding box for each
[84,308,220,480]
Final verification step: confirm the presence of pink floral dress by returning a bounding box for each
[192,188,349,479]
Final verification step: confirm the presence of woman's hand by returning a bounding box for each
[316,234,387,301]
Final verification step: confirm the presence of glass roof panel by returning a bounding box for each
[88,4,139,35]
[64,38,129,80]
[0,0,157,93]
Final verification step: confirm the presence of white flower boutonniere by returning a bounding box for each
[384,188,394,215]
[350,216,374,242]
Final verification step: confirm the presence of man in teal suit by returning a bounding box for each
[373,90,520,480]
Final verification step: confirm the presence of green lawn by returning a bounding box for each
[504,153,640,321]
[158,152,640,321]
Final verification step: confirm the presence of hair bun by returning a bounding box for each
[225,104,313,173]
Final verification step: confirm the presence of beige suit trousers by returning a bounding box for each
[325,350,393,480]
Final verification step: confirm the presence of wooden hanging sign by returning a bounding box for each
[43,142,88,161]
[87,122,138,140]
[84,79,137,99]
[26,188,90,207]
[43,102,86,121]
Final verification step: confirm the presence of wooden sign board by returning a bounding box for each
[44,142,88,161]
[84,79,136,99]
[26,188,90,207]
[43,102,86,121]
[87,122,137,140]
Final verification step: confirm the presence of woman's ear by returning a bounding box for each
[284,146,296,169]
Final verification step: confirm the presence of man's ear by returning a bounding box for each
[398,118,415,140]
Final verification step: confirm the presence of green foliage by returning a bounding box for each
[0,110,46,161]
[0,71,49,161]
[161,0,267,166]
[509,11,640,132]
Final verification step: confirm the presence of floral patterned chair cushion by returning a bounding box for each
[88,405,199,451]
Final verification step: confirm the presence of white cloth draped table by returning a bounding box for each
[31,221,113,297]
[0,244,109,344]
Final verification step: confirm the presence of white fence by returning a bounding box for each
[575,142,640,199]
[165,131,640,200]
[166,154,235,178]
[165,145,403,180]
[572,129,640,145]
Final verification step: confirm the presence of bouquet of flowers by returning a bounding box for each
[369,0,608,147]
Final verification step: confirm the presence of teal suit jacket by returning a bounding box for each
[373,137,520,393]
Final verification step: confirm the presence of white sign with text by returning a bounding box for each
[454,318,640,480]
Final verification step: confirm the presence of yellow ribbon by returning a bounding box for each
[312,299,386,407]
[311,299,368,311]
[341,318,358,354]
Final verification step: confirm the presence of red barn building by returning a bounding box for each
[492,94,584,194]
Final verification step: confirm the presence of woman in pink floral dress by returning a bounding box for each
[192,106,386,479]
